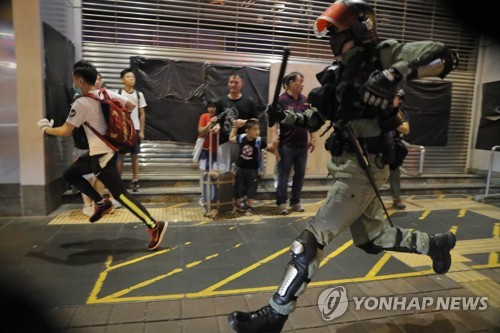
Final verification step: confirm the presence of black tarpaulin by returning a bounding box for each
[130,57,269,143]
[43,23,74,126]
[401,80,452,146]
[475,80,500,150]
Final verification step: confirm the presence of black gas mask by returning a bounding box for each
[328,27,355,56]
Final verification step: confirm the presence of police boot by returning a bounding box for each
[428,232,456,274]
[228,305,288,333]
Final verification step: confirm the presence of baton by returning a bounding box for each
[271,47,291,110]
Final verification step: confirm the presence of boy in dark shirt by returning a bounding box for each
[229,119,278,214]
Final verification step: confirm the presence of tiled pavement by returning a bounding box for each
[2,195,500,333]
[50,272,500,332]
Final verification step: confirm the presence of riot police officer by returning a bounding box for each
[228,1,458,332]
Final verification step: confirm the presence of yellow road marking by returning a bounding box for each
[458,209,466,218]
[186,261,202,268]
[365,253,392,278]
[197,246,289,294]
[419,210,431,220]
[320,240,353,267]
[107,248,175,271]
[450,226,458,234]
[87,256,113,303]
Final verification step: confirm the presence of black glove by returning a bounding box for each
[363,68,402,111]
[267,103,285,127]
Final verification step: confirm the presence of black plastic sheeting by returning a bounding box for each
[476,80,500,150]
[43,23,74,126]
[400,80,452,147]
[130,57,269,143]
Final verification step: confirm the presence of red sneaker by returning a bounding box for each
[147,221,168,251]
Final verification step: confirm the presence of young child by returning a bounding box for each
[197,101,218,171]
[37,60,167,251]
[116,68,147,192]
[229,119,278,215]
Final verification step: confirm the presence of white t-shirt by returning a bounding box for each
[66,89,130,156]
[118,89,147,130]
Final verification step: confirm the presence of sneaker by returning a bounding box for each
[291,203,305,212]
[228,305,288,333]
[278,204,288,215]
[110,198,122,209]
[82,205,94,217]
[131,180,140,192]
[392,198,406,210]
[89,199,113,223]
[428,232,456,274]
[147,221,168,251]
[239,201,248,212]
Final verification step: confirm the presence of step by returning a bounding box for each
[61,179,500,204]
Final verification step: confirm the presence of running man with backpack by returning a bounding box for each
[37,60,167,251]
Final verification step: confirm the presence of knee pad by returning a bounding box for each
[273,230,323,305]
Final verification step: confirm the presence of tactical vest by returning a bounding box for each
[308,46,382,123]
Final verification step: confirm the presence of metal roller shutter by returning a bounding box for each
[82,0,479,173]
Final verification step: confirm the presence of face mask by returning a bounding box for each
[72,83,82,96]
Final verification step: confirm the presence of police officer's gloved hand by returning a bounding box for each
[363,68,402,111]
[267,104,285,127]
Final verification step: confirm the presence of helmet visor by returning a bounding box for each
[313,1,358,38]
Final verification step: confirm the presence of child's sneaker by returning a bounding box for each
[89,199,113,223]
[131,180,140,192]
[278,203,288,215]
[392,198,406,210]
[245,207,254,216]
[291,203,305,212]
[147,221,168,251]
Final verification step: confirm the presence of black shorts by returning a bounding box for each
[122,130,141,155]
[235,168,259,200]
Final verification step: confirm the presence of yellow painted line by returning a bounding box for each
[205,253,219,260]
[87,267,439,304]
[458,209,466,218]
[99,250,222,301]
[87,256,113,303]
[99,268,185,301]
[449,226,458,234]
[168,203,189,209]
[365,253,392,278]
[418,210,431,220]
[197,246,289,294]
[320,240,353,267]
[471,263,500,269]
[107,247,175,271]
[186,261,202,268]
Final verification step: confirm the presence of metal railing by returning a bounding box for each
[485,145,500,197]
[402,140,426,176]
